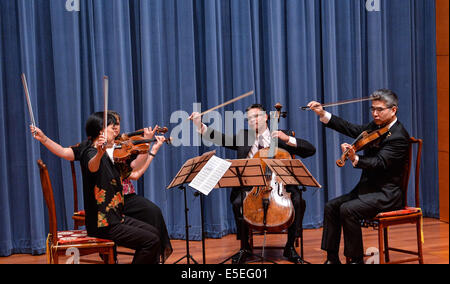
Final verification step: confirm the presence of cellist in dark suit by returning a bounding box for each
[189,104,316,263]
[307,89,410,264]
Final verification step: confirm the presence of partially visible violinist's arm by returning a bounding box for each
[129,126,157,170]
[30,125,75,161]
[128,136,165,180]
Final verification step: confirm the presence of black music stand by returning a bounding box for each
[215,159,277,264]
[262,158,322,264]
[167,150,216,264]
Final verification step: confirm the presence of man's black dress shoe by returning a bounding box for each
[348,257,364,264]
[283,246,302,264]
[323,259,342,264]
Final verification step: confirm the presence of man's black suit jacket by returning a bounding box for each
[325,115,411,211]
[202,127,316,159]
[201,127,316,198]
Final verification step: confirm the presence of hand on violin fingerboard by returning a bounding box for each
[143,125,159,140]
[150,136,166,154]
[341,143,358,164]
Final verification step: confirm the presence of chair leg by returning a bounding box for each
[417,218,424,264]
[383,228,390,263]
[295,226,304,258]
[378,225,385,264]
[108,248,115,264]
[52,251,59,264]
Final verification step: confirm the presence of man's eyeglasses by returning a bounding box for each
[245,113,266,121]
[370,106,392,113]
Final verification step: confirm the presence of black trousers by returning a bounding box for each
[124,194,173,261]
[231,186,306,248]
[321,192,379,259]
[97,216,161,264]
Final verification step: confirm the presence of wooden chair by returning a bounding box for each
[351,137,424,264]
[248,130,302,254]
[37,159,115,264]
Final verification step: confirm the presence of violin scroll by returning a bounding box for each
[336,156,347,167]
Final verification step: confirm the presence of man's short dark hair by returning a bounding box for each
[371,89,399,108]
[245,104,267,113]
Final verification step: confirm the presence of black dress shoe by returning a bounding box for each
[283,246,302,264]
[348,257,364,264]
[323,259,342,264]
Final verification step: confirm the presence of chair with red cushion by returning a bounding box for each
[349,137,424,264]
[38,159,115,264]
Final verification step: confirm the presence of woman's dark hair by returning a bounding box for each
[85,112,117,140]
[108,110,121,124]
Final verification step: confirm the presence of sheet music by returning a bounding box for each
[189,155,231,195]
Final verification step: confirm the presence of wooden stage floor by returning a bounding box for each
[0,218,448,264]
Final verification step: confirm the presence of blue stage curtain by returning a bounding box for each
[0,0,438,256]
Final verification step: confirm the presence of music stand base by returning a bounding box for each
[174,185,200,265]
[220,249,278,264]
[173,254,199,265]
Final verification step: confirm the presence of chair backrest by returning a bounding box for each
[70,161,79,213]
[69,143,81,213]
[400,137,423,208]
[290,130,296,159]
[37,160,58,240]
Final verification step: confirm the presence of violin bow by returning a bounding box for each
[188,90,254,120]
[21,73,37,137]
[103,76,109,149]
[300,95,380,111]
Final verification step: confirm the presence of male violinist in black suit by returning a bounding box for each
[189,104,316,263]
[307,89,410,264]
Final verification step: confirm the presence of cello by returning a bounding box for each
[243,103,295,232]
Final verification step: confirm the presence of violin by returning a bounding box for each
[336,124,390,167]
[113,136,172,163]
[243,103,295,232]
[115,126,169,142]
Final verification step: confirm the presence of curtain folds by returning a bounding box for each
[0,0,438,256]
